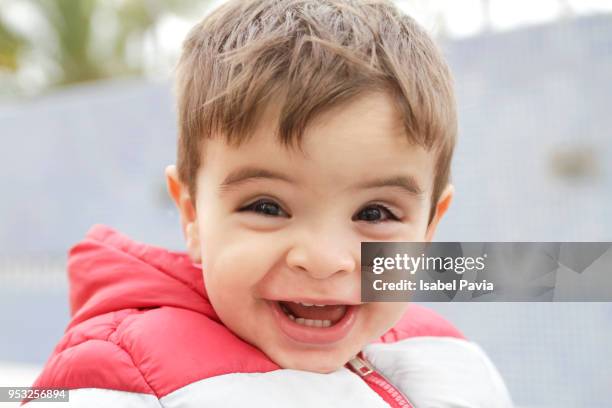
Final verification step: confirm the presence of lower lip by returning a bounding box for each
[269,301,358,345]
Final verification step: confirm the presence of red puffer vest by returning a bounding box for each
[26,225,513,407]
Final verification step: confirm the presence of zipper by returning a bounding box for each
[346,354,414,408]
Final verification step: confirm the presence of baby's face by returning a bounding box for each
[182,91,450,373]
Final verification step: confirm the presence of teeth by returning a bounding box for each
[296,302,327,307]
[280,302,332,328]
[292,317,332,328]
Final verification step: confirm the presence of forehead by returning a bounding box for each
[200,91,435,193]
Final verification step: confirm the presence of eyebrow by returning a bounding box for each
[219,166,424,197]
[219,166,294,191]
[352,175,425,196]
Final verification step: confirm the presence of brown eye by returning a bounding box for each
[241,199,289,217]
[354,204,399,223]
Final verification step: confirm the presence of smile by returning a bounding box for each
[279,301,347,327]
[269,300,358,345]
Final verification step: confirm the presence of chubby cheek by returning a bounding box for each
[362,302,408,341]
[199,233,282,334]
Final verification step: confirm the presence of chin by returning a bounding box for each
[267,345,356,373]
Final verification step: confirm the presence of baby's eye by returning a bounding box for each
[353,204,400,223]
[240,199,289,217]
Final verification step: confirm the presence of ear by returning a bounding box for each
[425,183,454,242]
[165,165,201,262]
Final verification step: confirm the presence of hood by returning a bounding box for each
[66,224,218,330]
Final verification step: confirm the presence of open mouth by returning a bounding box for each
[278,301,347,327]
[270,300,358,345]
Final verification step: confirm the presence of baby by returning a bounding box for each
[28,0,513,406]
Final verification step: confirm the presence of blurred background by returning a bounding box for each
[1,0,611,407]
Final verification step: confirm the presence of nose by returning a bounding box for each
[285,226,357,280]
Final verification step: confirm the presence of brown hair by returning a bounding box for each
[175,0,457,223]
